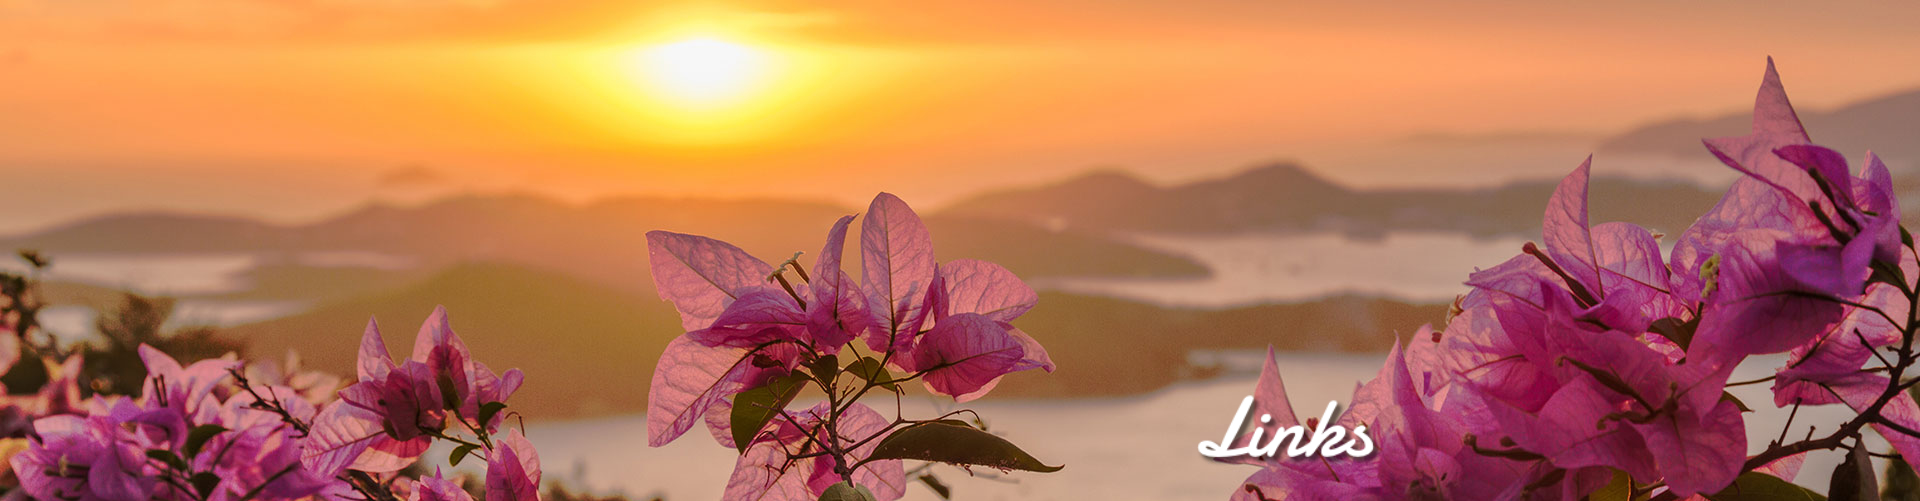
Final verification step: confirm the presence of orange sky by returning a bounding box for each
[4,1,1920,232]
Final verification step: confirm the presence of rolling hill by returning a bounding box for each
[941,163,1724,238]
[225,262,1444,419]
[0,194,1208,296]
[1599,86,1920,168]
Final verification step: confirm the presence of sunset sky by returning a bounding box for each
[5,1,1920,232]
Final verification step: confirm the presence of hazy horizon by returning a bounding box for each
[8,1,1920,231]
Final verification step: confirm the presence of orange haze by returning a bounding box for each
[4,0,1920,231]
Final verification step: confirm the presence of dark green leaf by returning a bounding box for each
[731,371,811,453]
[182,424,227,459]
[145,449,188,470]
[1588,469,1630,501]
[918,474,952,500]
[1824,445,1874,501]
[450,444,480,466]
[1562,358,1644,404]
[1649,316,1698,350]
[191,472,222,497]
[478,402,509,426]
[869,420,1062,473]
[1705,471,1826,501]
[847,357,898,391]
[808,354,841,389]
[1869,260,1908,293]
[437,373,462,411]
[1721,392,1753,413]
[818,482,876,501]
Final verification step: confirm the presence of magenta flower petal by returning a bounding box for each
[804,403,906,501]
[1691,230,1844,358]
[646,334,795,446]
[485,429,542,501]
[689,288,809,348]
[809,215,873,351]
[1704,59,1822,212]
[357,317,395,381]
[930,259,1038,323]
[647,230,775,331]
[1004,326,1055,373]
[1543,156,1604,292]
[1482,381,1656,480]
[1631,397,1745,497]
[910,313,1023,400]
[860,193,936,354]
[411,470,478,501]
[722,425,816,501]
[807,270,872,351]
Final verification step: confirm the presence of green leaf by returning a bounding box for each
[808,354,841,389]
[478,402,509,426]
[1704,471,1825,501]
[847,357,899,391]
[190,472,222,497]
[731,371,811,453]
[1869,260,1908,293]
[145,449,188,470]
[1562,358,1645,404]
[182,424,227,459]
[818,482,877,501]
[1721,392,1754,413]
[1588,470,1630,501]
[869,420,1062,473]
[449,444,480,466]
[1649,316,1698,350]
[917,474,952,500]
[1824,444,1875,501]
[437,373,462,411]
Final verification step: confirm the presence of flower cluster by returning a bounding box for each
[1233,60,1920,500]
[1,306,543,501]
[646,193,1059,501]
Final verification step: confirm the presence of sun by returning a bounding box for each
[631,37,773,108]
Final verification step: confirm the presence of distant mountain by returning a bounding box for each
[0,194,1207,295]
[228,263,674,419]
[1599,86,1920,168]
[226,262,1443,418]
[942,163,1723,238]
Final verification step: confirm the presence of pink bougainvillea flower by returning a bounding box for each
[1772,279,1908,406]
[409,307,525,431]
[646,335,801,447]
[486,428,543,501]
[808,214,873,350]
[1236,342,1569,501]
[687,288,811,349]
[11,413,153,501]
[198,392,334,500]
[648,231,777,332]
[722,402,905,501]
[907,259,1053,400]
[859,193,938,355]
[340,319,447,441]
[18,345,336,501]
[138,344,238,417]
[1675,61,1902,361]
[323,308,523,472]
[407,470,478,501]
[647,192,1053,449]
[908,313,1024,400]
[1536,159,1688,334]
